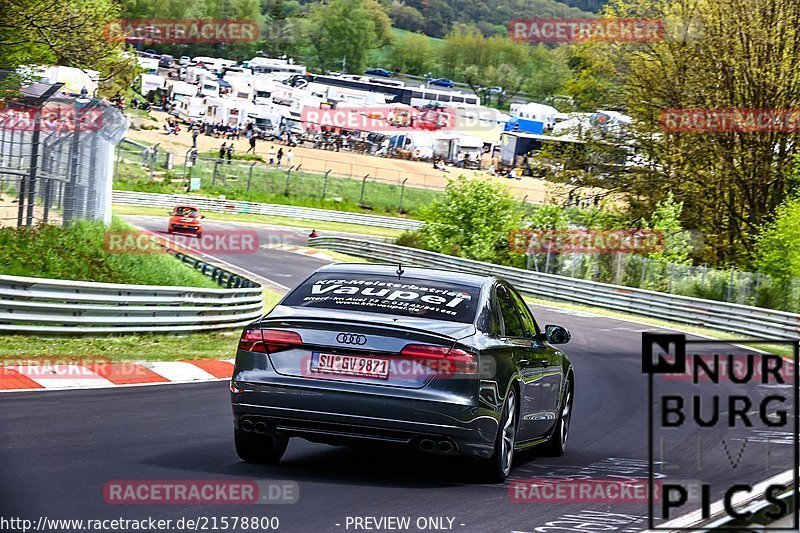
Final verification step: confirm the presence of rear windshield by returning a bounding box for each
[282,273,481,323]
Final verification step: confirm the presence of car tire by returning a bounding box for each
[234,428,289,464]
[479,387,517,483]
[540,374,573,457]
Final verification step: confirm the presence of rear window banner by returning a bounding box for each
[283,275,479,323]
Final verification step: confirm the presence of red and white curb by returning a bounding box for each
[0,359,235,392]
[264,244,335,261]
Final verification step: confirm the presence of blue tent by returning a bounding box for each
[504,117,544,135]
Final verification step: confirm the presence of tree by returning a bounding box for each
[755,194,800,282]
[301,0,393,73]
[418,177,522,262]
[387,33,434,75]
[541,0,800,267]
[0,0,137,96]
[388,2,425,32]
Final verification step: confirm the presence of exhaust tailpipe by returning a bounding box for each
[254,421,269,434]
[437,440,454,453]
[419,439,436,452]
[240,418,254,432]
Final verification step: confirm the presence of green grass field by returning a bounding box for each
[0,218,219,288]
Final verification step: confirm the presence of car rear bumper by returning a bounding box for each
[231,381,498,459]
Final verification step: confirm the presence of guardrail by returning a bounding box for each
[308,237,800,340]
[0,231,265,335]
[112,191,425,231]
[0,275,264,334]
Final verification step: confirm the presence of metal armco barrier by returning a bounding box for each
[0,275,264,334]
[308,237,800,340]
[112,191,424,231]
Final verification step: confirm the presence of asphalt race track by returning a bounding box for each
[0,217,795,533]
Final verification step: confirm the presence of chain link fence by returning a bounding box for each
[0,85,127,228]
[526,249,800,313]
[113,144,445,214]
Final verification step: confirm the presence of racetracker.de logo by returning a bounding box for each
[302,106,456,132]
[661,108,800,133]
[104,480,298,504]
[0,105,103,132]
[509,479,661,503]
[104,231,259,255]
[508,229,664,255]
[509,18,665,43]
[104,19,259,44]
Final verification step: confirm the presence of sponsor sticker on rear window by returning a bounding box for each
[283,274,480,323]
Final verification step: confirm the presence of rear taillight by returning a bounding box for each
[399,344,478,375]
[238,328,302,353]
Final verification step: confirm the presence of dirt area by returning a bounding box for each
[125,110,598,203]
[0,193,60,228]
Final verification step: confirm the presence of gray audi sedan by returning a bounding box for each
[231,264,574,481]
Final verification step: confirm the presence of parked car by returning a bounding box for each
[429,78,454,88]
[159,54,175,68]
[179,56,192,66]
[231,264,574,482]
[482,86,505,95]
[167,205,204,237]
[364,68,392,77]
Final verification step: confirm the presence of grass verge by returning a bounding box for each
[113,204,403,238]
[0,218,218,288]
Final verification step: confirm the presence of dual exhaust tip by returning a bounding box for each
[417,438,456,454]
[239,417,272,434]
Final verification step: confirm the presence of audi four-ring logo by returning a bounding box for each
[336,333,367,345]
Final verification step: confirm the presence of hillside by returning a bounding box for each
[388,0,598,37]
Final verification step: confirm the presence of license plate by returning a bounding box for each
[310,352,389,379]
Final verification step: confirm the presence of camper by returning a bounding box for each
[247,57,306,77]
[433,133,484,167]
[509,102,559,131]
[139,73,165,96]
[174,96,207,123]
[199,78,220,98]
[137,56,159,75]
[192,56,235,74]
[167,80,197,101]
[386,131,434,160]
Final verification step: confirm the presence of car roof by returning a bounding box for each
[174,205,199,209]
[315,263,495,289]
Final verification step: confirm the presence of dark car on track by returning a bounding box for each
[364,68,392,77]
[231,264,574,481]
[429,78,454,88]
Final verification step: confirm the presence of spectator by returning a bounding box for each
[192,127,199,148]
[268,145,276,166]
[247,135,256,154]
[286,148,294,167]
[457,151,465,168]
[226,144,234,164]
[219,142,227,161]
[277,147,284,167]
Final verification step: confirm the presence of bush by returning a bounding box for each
[417,176,523,263]
[0,219,218,288]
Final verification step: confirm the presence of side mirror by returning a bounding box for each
[201,215,205,219]
[544,324,571,345]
